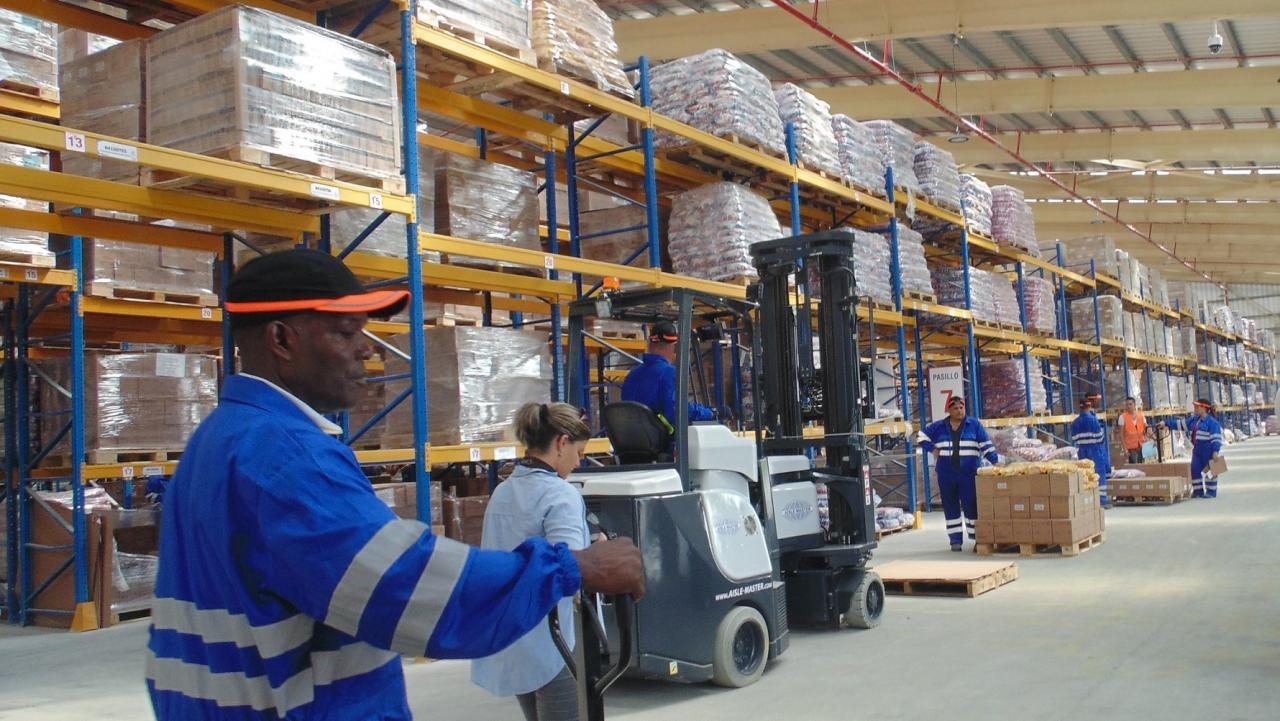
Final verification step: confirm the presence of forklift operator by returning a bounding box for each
[621,320,715,431]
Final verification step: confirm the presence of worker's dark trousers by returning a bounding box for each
[1190,447,1218,498]
[937,470,977,545]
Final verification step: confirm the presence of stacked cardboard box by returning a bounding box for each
[434,152,540,268]
[0,143,53,261]
[59,40,146,183]
[532,0,632,98]
[1110,463,1192,503]
[0,10,58,100]
[372,481,445,534]
[442,494,489,545]
[975,468,1104,549]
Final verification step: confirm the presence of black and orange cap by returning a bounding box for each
[649,320,679,343]
[226,248,409,319]
[946,396,966,409]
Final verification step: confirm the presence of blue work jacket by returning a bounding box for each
[620,353,715,425]
[919,416,999,479]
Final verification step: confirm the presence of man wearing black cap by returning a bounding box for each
[146,249,644,721]
[620,319,715,431]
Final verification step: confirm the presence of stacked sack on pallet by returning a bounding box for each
[0,143,53,261]
[846,229,893,305]
[531,0,633,98]
[831,114,886,194]
[960,174,993,237]
[1070,296,1124,343]
[1021,276,1057,335]
[668,182,782,282]
[992,429,1079,462]
[864,120,921,196]
[990,271,1023,328]
[933,266,993,320]
[774,83,841,177]
[913,142,961,210]
[0,9,58,101]
[889,226,936,298]
[649,49,785,155]
[981,359,1049,417]
[990,185,1040,258]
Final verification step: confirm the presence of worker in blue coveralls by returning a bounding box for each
[1071,394,1112,507]
[621,319,715,432]
[918,396,999,552]
[146,249,645,721]
[1185,398,1225,498]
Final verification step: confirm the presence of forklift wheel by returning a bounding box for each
[842,571,885,630]
[711,606,769,688]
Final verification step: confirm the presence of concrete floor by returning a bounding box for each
[3,438,1279,721]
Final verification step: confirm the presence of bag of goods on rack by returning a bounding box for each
[531,0,633,98]
[990,272,1023,328]
[147,7,402,184]
[846,229,893,305]
[1212,305,1236,333]
[0,143,53,261]
[1059,235,1119,278]
[1070,295,1123,343]
[434,152,540,268]
[668,182,782,282]
[774,83,841,177]
[875,506,912,532]
[331,150,437,259]
[58,40,146,183]
[885,226,935,298]
[419,0,532,52]
[1103,366,1143,410]
[960,174,993,238]
[913,142,961,210]
[36,352,219,458]
[383,327,552,447]
[864,120,922,196]
[649,49,785,156]
[932,265,995,321]
[990,186,1040,258]
[0,10,58,101]
[1021,276,1057,335]
[1148,267,1170,308]
[831,114,886,194]
[980,359,1048,417]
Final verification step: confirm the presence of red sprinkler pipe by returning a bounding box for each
[762,0,1223,288]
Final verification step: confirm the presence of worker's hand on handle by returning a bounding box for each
[573,536,645,600]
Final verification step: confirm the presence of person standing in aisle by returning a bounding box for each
[147,249,645,721]
[1118,396,1153,464]
[1186,399,1225,498]
[918,396,998,552]
[621,319,715,430]
[1071,395,1112,506]
[473,402,593,721]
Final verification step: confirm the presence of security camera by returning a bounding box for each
[1208,31,1224,55]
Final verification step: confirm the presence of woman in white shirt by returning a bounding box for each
[472,402,592,721]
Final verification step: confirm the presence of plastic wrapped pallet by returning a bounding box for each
[990,272,1022,328]
[531,0,632,98]
[48,238,217,298]
[960,174,993,238]
[913,142,961,210]
[1060,235,1119,278]
[1212,305,1235,333]
[58,29,119,64]
[420,0,531,52]
[37,352,218,457]
[891,226,935,298]
[649,50,785,155]
[668,182,782,282]
[382,327,552,447]
[147,7,402,183]
[1151,369,1171,409]
[774,83,841,177]
[330,150,436,259]
[434,152,539,267]
[933,265,995,322]
[0,10,57,101]
[1104,366,1143,410]
[981,359,1048,417]
[59,40,146,183]
[846,229,893,305]
[831,114,886,194]
[1021,276,1057,335]
[864,121,921,196]
[990,186,1039,257]
[1070,296,1123,343]
[0,142,52,260]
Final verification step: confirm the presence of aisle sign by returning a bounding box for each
[928,366,966,420]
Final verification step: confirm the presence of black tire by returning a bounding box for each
[711,605,769,688]
[842,571,885,630]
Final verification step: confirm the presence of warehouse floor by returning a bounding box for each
[2,439,1278,721]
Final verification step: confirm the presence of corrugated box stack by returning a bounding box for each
[975,461,1104,552]
[960,174,993,238]
[420,0,531,52]
[330,150,436,258]
[1150,369,1173,409]
[0,9,57,100]
[864,121,921,196]
[531,0,632,97]
[382,327,552,448]
[1021,276,1057,335]
[668,182,782,282]
[0,143,53,262]
[891,226,937,299]
[434,152,540,268]
[1070,295,1124,343]
[373,481,445,534]
[57,238,217,301]
[649,49,785,155]
[442,493,489,545]
[831,114,886,194]
[146,7,402,184]
[913,142,961,210]
[37,352,218,461]
[58,29,119,64]
[1109,463,1193,504]
[990,185,1039,258]
[981,359,1049,417]
[58,39,145,183]
[774,83,841,177]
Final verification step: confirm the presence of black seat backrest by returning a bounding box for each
[602,401,673,464]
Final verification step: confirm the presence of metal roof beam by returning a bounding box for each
[1102,26,1143,71]
[1047,28,1095,75]
[1161,23,1193,70]
[980,171,1280,202]
[1215,109,1236,130]
[1032,201,1280,226]
[1221,20,1247,67]
[943,127,1280,165]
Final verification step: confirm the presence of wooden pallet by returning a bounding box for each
[47,449,184,468]
[598,329,645,341]
[874,524,913,540]
[875,560,1018,598]
[426,315,482,328]
[86,282,219,307]
[1112,489,1192,506]
[977,531,1106,558]
[0,78,59,103]
[0,250,55,268]
[417,10,537,65]
[657,136,787,182]
[904,290,938,304]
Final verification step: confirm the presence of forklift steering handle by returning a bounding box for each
[595,595,634,695]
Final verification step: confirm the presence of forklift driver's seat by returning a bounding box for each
[602,402,673,464]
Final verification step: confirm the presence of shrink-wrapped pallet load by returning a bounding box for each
[981,359,1049,417]
[434,152,540,267]
[892,226,936,298]
[1021,276,1057,336]
[0,143,52,261]
[0,10,57,100]
[831,114,886,194]
[531,0,632,97]
[864,121,921,196]
[668,182,782,282]
[649,50,785,156]
[913,142,961,210]
[774,83,841,177]
[1070,296,1123,343]
[58,40,145,183]
[991,186,1039,258]
[960,174,993,238]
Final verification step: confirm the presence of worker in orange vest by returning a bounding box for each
[1118,396,1154,464]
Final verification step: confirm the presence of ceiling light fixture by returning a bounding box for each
[946,35,968,144]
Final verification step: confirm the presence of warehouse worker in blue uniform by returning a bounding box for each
[918,396,998,552]
[1184,398,1225,498]
[621,319,715,431]
[147,249,645,721]
[1071,394,1112,507]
